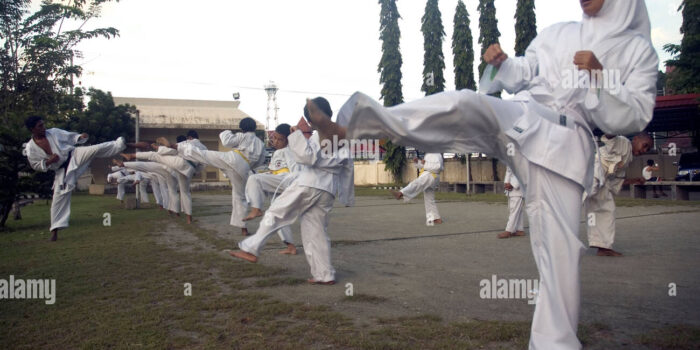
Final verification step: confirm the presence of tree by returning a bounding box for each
[664,0,700,94]
[452,0,476,91]
[0,0,119,228]
[514,0,536,56]
[477,0,500,78]
[63,88,136,144]
[477,0,502,181]
[452,0,476,182]
[421,0,445,96]
[378,0,406,183]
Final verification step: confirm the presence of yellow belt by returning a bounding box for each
[271,167,290,175]
[233,149,249,164]
[419,169,438,179]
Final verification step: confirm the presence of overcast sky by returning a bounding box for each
[62,0,683,128]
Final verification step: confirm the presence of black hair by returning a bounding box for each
[646,159,655,166]
[186,130,199,139]
[176,135,187,143]
[274,123,291,137]
[303,97,333,120]
[239,117,257,132]
[25,115,43,130]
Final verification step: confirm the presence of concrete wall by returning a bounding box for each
[354,154,685,187]
[355,158,507,186]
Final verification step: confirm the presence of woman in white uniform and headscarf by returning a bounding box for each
[311,1,657,348]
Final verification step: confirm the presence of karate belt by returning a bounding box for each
[271,167,290,175]
[233,149,249,164]
[58,150,73,190]
[419,169,439,179]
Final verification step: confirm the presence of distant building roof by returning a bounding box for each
[113,97,265,130]
[648,94,700,132]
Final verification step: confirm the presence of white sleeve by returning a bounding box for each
[482,35,540,95]
[51,128,85,146]
[219,130,243,148]
[25,143,48,172]
[586,41,658,135]
[287,130,321,166]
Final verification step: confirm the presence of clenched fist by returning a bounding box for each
[483,44,508,68]
[573,51,603,72]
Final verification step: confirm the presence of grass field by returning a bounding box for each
[0,193,697,349]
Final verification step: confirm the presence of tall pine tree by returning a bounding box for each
[421,0,446,96]
[514,0,536,56]
[378,0,406,183]
[477,0,500,78]
[452,0,476,90]
[477,0,501,181]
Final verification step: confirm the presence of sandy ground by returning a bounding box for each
[183,192,700,346]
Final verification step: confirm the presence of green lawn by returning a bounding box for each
[1,193,697,349]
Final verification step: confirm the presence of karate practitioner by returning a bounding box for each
[390,153,444,225]
[133,171,152,204]
[107,166,130,202]
[229,98,355,286]
[585,133,651,256]
[178,118,265,236]
[117,159,179,214]
[243,123,298,255]
[23,116,126,241]
[314,1,658,347]
[122,137,197,223]
[498,166,526,239]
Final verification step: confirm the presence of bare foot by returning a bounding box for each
[596,247,623,257]
[176,213,180,217]
[120,153,136,161]
[513,230,526,237]
[243,208,264,221]
[307,279,336,285]
[158,206,164,210]
[156,137,170,147]
[228,250,258,263]
[50,229,58,242]
[186,215,192,224]
[390,190,403,200]
[279,244,297,255]
[241,227,249,236]
[497,231,512,239]
[433,218,443,224]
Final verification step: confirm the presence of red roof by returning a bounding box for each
[655,94,700,109]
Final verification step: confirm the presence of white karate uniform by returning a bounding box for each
[339,2,657,347]
[24,129,126,231]
[180,131,265,228]
[400,153,443,225]
[238,131,354,282]
[107,168,129,201]
[136,147,196,215]
[133,171,151,203]
[504,167,525,233]
[245,147,299,244]
[116,173,143,201]
[584,136,632,249]
[123,161,179,213]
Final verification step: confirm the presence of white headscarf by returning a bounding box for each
[581,0,652,59]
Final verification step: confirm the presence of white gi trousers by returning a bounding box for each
[136,152,193,215]
[123,162,179,213]
[116,182,126,201]
[181,147,250,228]
[584,186,616,249]
[505,195,525,233]
[343,90,588,349]
[50,139,125,231]
[245,172,295,244]
[138,179,150,203]
[401,172,441,224]
[239,183,335,282]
